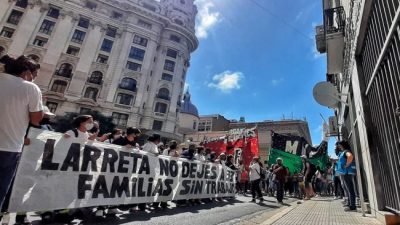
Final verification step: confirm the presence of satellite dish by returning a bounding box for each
[313,82,340,108]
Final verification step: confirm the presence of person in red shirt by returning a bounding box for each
[273,158,288,204]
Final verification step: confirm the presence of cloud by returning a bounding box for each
[271,78,284,86]
[195,0,221,39]
[208,71,244,93]
[295,11,304,21]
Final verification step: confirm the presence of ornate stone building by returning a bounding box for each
[0,0,198,140]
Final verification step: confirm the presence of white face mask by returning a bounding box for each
[85,123,94,131]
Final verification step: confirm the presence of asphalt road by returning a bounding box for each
[6,195,293,225]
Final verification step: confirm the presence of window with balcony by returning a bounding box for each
[46,101,58,113]
[155,102,167,114]
[170,35,180,43]
[100,39,113,52]
[152,120,163,131]
[128,47,145,61]
[137,20,152,29]
[119,77,137,92]
[78,18,90,29]
[84,87,98,101]
[47,7,60,19]
[51,80,67,93]
[0,27,14,38]
[55,63,73,78]
[71,30,86,44]
[111,11,123,20]
[133,35,148,47]
[161,73,173,82]
[112,112,129,127]
[116,93,134,105]
[33,37,48,47]
[85,1,97,10]
[96,54,108,64]
[39,20,55,35]
[66,46,80,56]
[106,26,117,38]
[166,49,178,59]
[126,61,141,71]
[15,0,28,8]
[7,10,23,25]
[87,71,103,85]
[164,60,175,72]
[80,107,92,114]
[157,88,170,100]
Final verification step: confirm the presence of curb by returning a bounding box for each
[260,202,299,225]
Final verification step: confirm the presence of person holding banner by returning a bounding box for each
[0,55,43,224]
[249,157,264,203]
[112,127,142,148]
[64,115,96,144]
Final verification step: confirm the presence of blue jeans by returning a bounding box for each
[0,151,21,212]
[342,174,356,208]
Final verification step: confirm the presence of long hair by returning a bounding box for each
[72,115,92,128]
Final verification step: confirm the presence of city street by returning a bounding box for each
[6,196,293,225]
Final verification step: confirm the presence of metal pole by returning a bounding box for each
[348,93,366,216]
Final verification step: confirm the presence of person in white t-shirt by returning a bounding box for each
[0,56,43,223]
[194,147,206,161]
[142,134,161,155]
[163,140,178,157]
[64,115,95,146]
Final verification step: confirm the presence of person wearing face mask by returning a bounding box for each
[194,147,206,161]
[112,127,141,148]
[0,55,43,225]
[64,115,94,145]
[217,153,227,165]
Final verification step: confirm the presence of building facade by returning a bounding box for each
[316,0,400,223]
[198,114,230,132]
[178,90,199,135]
[0,0,199,140]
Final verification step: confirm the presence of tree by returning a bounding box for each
[53,111,115,136]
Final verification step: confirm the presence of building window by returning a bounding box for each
[46,102,58,113]
[85,1,97,10]
[100,39,113,52]
[96,54,108,64]
[55,63,73,78]
[193,121,197,130]
[80,107,92,114]
[133,35,148,47]
[7,10,24,25]
[51,80,67,93]
[112,112,129,127]
[111,11,123,20]
[0,27,14,38]
[27,54,40,62]
[106,26,117,38]
[164,60,175,72]
[47,7,60,19]
[157,88,170,100]
[161,73,173,82]
[166,49,178,59]
[128,47,145,61]
[33,37,48,47]
[126,61,141,71]
[119,77,137,92]
[66,46,80,56]
[155,102,168,114]
[78,18,90,29]
[84,87,98,101]
[39,20,55,35]
[87,71,103,84]
[116,93,134,105]
[152,120,163,131]
[170,35,180,43]
[138,20,152,29]
[71,30,86,44]
[198,120,212,132]
[15,0,28,8]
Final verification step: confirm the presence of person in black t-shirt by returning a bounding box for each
[112,127,141,147]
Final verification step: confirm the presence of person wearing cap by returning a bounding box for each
[142,134,161,155]
[112,127,141,148]
[273,158,288,204]
[249,156,265,203]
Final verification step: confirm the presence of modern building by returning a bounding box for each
[0,0,198,140]
[198,114,230,132]
[315,0,400,223]
[186,119,312,163]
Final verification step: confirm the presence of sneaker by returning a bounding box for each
[15,215,31,225]
[344,207,357,212]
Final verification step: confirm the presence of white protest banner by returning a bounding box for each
[9,129,236,212]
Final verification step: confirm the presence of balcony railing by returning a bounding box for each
[87,77,103,85]
[54,70,73,79]
[156,94,170,101]
[324,7,346,34]
[315,25,326,53]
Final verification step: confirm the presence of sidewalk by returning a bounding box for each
[261,198,383,225]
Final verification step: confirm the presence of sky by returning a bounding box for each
[188,0,337,156]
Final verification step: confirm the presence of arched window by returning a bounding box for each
[51,80,67,93]
[116,93,134,105]
[56,63,73,78]
[155,102,168,114]
[157,88,170,100]
[84,87,98,101]
[27,54,40,62]
[15,0,28,8]
[88,71,103,85]
[119,78,137,92]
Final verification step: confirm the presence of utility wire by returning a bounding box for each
[248,0,315,41]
